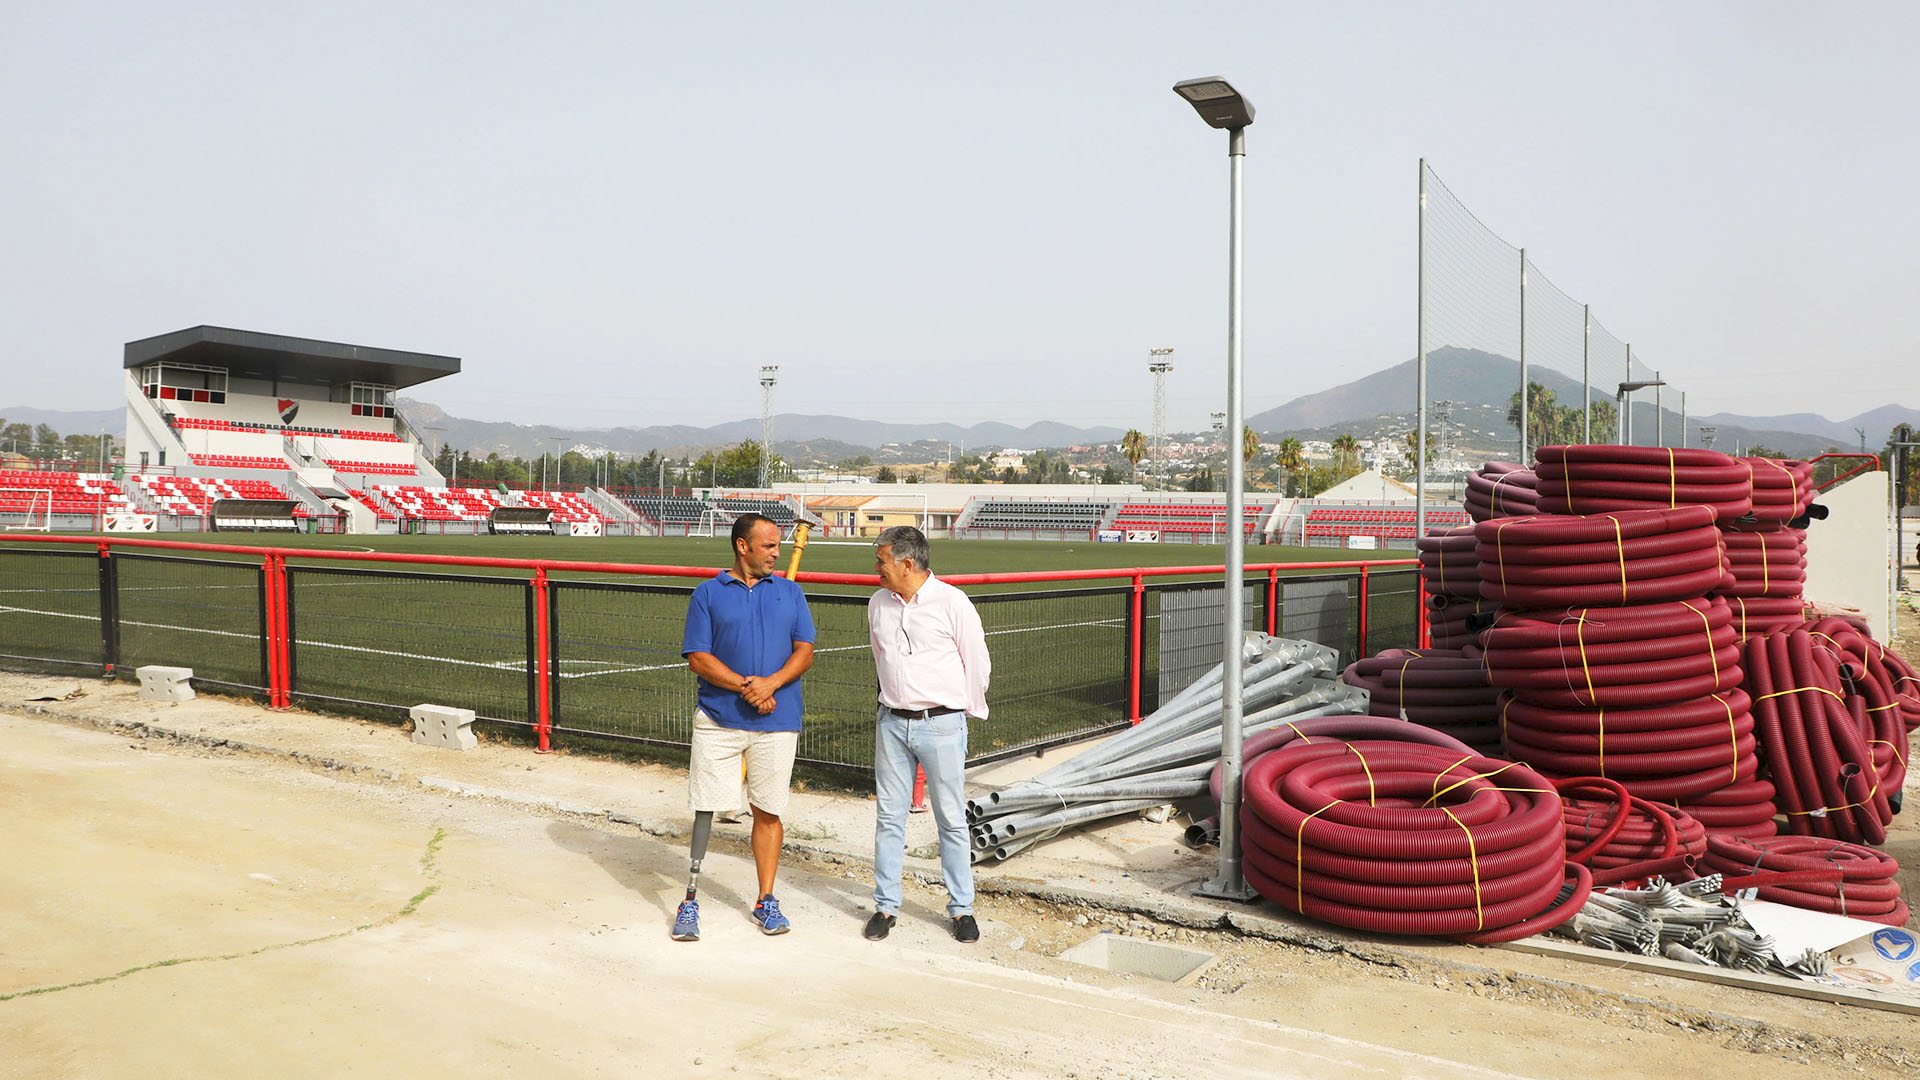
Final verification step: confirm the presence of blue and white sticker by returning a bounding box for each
[1870,928,1915,962]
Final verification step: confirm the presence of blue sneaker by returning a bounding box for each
[671,899,700,941]
[753,894,791,935]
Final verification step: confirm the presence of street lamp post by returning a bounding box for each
[1174,75,1258,902]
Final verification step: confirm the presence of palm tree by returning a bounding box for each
[1331,433,1362,475]
[1242,427,1261,489]
[1120,429,1147,481]
[1275,437,1304,496]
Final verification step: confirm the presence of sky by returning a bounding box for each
[3,2,1917,434]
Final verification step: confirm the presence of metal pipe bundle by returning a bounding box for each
[966,633,1365,862]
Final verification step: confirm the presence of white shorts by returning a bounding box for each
[688,709,798,818]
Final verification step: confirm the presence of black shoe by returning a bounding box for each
[951,914,979,943]
[863,912,896,940]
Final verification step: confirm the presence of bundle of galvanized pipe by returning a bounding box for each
[965,634,1367,862]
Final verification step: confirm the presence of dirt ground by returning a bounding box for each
[1,600,1917,1078]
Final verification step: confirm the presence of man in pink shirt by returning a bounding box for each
[863,525,991,943]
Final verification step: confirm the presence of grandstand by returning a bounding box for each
[0,470,136,528]
[627,494,716,530]
[120,326,455,532]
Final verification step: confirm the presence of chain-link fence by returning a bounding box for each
[1420,160,1687,469]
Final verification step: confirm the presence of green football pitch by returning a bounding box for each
[0,533,1419,773]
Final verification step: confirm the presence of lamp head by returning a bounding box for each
[1173,77,1254,130]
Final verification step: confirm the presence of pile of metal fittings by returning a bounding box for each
[964,633,1366,862]
[1552,875,1831,978]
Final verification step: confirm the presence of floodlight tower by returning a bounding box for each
[1149,349,1174,487]
[759,365,779,488]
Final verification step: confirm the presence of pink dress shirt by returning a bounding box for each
[868,574,991,719]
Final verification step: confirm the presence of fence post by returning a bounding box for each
[533,566,552,753]
[1265,567,1278,636]
[1358,563,1370,657]
[95,541,119,677]
[1128,572,1144,724]
[272,553,294,708]
[1417,572,1431,650]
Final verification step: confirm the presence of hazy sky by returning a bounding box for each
[4,2,1916,433]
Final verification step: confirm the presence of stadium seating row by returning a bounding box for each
[0,470,135,515]
[189,454,288,470]
[129,475,306,517]
[965,500,1111,531]
[172,416,401,442]
[326,459,416,476]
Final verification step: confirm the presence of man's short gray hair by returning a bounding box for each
[875,525,931,572]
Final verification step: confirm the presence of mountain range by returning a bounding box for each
[8,347,1915,462]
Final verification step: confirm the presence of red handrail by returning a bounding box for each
[1807,452,1880,493]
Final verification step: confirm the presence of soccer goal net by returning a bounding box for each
[692,508,737,538]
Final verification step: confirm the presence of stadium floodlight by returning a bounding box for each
[1616,379,1663,446]
[1174,74,1258,903]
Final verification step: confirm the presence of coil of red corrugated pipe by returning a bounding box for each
[1732,457,1815,528]
[1717,528,1807,599]
[1474,506,1732,609]
[1800,616,1914,803]
[1479,597,1744,708]
[1724,596,1806,639]
[1700,835,1910,926]
[1206,714,1478,807]
[1672,779,1781,839]
[1496,691,1759,799]
[1553,778,1708,886]
[1464,461,1542,523]
[1532,445,1755,522]
[1429,595,1501,650]
[1418,524,1482,599]
[1239,740,1589,943]
[1743,629,1891,845]
[1340,648,1504,754]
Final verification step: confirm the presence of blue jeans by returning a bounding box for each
[872,706,973,918]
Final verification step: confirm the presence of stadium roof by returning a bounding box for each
[123,326,461,390]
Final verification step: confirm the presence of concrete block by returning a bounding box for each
[136,665,195,703]
[409,704,478,751]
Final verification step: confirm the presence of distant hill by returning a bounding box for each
[0,405,123,436]
[396,400,1124,461]
[1245,348,1901,460]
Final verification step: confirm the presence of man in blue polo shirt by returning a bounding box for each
[673,514,815,941]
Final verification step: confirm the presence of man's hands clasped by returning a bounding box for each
[739,676,777,715]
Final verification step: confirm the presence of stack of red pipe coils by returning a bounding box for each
[1741,628,1892,845]
[1239,739,1588,943]
[1554,777,1709,886]
[1418,525,1482,600]
[1717,529,1807,599]
[1340,648,1503,755]
[1474,505,1732,609]
[1723,596,1808,640]
[1483,599,1761,800]
[1700,834,1909,926]
[1739,457,1816,526]
[1533,445,1754,523]
[1801,616,1917,798]
[1464,461,1542,523]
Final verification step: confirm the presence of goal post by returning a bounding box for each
[4,489,52,532]
[693,508,736,538]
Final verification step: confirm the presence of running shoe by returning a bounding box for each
[753,894,791,935]
[671,899,700,941]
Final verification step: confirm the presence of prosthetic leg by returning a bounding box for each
[671,811,714,941]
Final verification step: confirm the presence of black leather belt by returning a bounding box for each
[883,704,962,720]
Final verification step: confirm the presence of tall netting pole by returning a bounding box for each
[1583,304,1592,444]
[1415,159,1428,542]
[1518,248,1528,463]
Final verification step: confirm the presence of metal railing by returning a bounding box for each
[0,535,1422,773]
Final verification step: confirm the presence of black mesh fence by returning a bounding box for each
[285,565,531,724]
[0,548,103,673]
[114,553,266,694]
[0,548,1424,773]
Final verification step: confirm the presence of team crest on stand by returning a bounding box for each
[278,398,299,425]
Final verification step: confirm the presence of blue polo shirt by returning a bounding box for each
[681,570,816,733]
